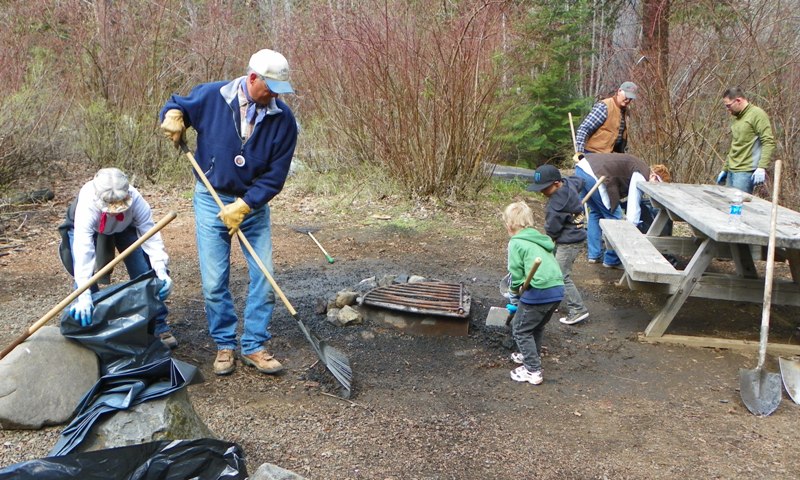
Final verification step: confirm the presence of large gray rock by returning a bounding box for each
[334,290,359,308]
[76,387,215,453]
[251,462,307,480]
[337,306,363,326]
[0,326,99,429]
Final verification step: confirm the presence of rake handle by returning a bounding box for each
[581,175,606,205]
[568,112,578,153]
[307,232,335,264]
[0,211,177,360]
[180,144,297,316]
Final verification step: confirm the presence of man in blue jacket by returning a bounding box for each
[160,49,298,376]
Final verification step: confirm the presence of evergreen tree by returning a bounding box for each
[499,1,594,167]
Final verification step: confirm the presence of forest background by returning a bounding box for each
[1,0,798,207]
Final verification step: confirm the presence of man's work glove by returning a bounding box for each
[218,198,251,235]
[160,109,186,148]
[751,167,766,184]
[572,152,585,164]
[69,291,94,327]
[155,268,173,301]
[716,170,728,185]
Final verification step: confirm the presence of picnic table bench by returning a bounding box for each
[599,183,800,354]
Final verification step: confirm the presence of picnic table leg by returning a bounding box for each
[786,249,800,284]
[644,238,716,337]
[645,207,671,237]
[730,244,758,279]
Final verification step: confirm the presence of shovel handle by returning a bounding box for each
[521,257,542,293]
[758,160,782,369]
[0,211,177,360]
[180,144,298,316]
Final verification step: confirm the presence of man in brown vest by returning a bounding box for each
[575,82,638,156]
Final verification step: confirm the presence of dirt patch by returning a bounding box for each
[1,177,799,479]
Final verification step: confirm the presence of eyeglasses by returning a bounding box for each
[723,99,739,109]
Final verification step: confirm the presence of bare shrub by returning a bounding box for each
[295,0,510,200]
[627,0,800,207]
[0,50,69,192]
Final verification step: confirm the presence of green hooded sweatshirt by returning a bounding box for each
[507,227,564,291]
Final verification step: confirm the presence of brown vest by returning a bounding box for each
[585,153,649,211]
[585,98,627,153]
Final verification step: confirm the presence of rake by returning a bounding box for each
[180,144,352,397]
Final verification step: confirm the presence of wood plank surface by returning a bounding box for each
[638,333,800,356]
[622,275,800,306]
[638,183,800,249]
[599,219,680,284]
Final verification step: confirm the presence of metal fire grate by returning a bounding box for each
[360,282,471,318]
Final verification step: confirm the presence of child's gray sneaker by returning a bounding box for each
[559,311,589,325]
[510,352,524,364]
[510,365,543,385]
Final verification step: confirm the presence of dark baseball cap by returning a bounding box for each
[527,164,562,192]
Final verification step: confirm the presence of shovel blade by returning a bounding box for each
[779,357,800,405]
[739,367,782,416]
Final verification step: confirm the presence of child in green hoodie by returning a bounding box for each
[503,201,565,385]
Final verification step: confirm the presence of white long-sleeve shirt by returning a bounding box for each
[72,182,168,286]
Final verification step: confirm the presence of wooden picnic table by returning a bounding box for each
[600,182,800,353]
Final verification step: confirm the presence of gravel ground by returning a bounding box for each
[2,175,800,478]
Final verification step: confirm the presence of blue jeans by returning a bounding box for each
[193,182,275,355]
[68,227,170,334]
[575,168,622,266]
[725,171,754,194]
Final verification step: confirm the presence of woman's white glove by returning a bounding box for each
[155,268,173,301]
[69,291,94,327]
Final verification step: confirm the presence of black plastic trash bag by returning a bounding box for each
[60,271,171,374]
[51,272,202,457]
[48,356,201,457]
[0,438,247,480]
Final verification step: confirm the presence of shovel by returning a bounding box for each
[739,160,783,416]
[180,144,352,397]
[292,226,335,264]
[779,357,800,404]
[1,212,177,360]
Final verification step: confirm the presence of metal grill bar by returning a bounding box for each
[360,282,471,318]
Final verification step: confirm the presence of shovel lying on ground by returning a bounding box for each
[292,226,335,264]
[739,160,783,416]
[779,357,800,404]
[0,212,177,360]
[180,144,352,397]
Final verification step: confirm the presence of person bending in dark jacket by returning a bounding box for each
[160,49,298,376]
[528,165,589,326]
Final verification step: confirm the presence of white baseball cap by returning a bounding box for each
[249,49,294,94]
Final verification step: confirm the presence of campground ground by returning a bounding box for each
[1,169,799,479]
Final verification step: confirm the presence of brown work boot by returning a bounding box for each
[241,350,284,374]
[213,349,236,376]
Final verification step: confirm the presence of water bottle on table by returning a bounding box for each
[728,189,743,225]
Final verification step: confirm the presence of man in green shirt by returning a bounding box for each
[716,87,776,193]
